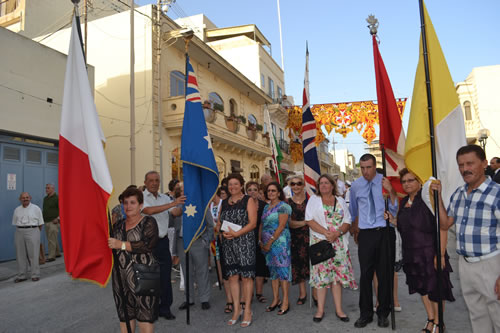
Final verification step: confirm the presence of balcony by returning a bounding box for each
[278,138,289,154]
[0,0,21,27]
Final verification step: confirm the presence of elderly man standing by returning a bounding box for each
[433,145,500,332]
[142,171,185,320]
[43,183,61,262]
[12,192,44,282]
[349,154,398,328]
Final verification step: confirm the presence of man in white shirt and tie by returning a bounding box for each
[12,192,44,282]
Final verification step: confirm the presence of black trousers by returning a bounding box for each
[154,236,173,315]
[358,227,395,319]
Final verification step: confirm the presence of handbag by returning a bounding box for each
[132,262,161,296]
[309,240,336,265]
[120,221,160,296]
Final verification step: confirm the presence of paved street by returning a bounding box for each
[0,232,472,333]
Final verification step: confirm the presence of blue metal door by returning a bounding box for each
[0,140,59,261]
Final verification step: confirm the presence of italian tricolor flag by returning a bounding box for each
[59,14,113,286]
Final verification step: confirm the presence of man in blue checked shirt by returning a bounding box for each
[349,153,398,329]
[433,144,500,332]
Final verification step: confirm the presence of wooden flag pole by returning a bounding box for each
[417,1,444,331]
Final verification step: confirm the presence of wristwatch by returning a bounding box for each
[121,242,126,251]
[339,230,344,236]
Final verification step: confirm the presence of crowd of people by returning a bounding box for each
[11,145,499,332]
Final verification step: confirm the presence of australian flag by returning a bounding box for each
[181,56,219,252]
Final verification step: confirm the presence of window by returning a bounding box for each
[26,150,41,164]
[279,128,284,141]
[3,146,20,161]
[209,92,224,113]
[277,86,283,101]
[229,98,236,116]
[464,101,472,121]
[271,123,277,137]
[268,78,275,99]
[263,123,268,134]
[248,114,257,126]
[250,165,260,181]
[169,71,185,97]
[261,74,265,88]
[47,152,58,165]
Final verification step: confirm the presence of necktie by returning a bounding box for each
[369,182,376,224]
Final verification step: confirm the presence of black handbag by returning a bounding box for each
[132,262,161,296]
[309,240,336,265]
[120,221,160,296]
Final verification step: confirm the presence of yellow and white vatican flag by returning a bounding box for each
[405,1,466,207]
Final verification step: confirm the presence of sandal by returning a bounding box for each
[296,296,307,305]
[432,322,445,333]
[421,318,434,333]
[256,293,267,303]
[224,302,233,314]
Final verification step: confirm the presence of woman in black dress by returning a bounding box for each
[246,181,270,304]
[216,173,257,328]
[287,175,310,305]
[386,169,454,333]
[108,187,159,333]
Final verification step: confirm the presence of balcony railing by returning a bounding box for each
[279,138,289,154]
[0,0,20,17]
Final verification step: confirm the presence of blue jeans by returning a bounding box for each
[154,236,173,315]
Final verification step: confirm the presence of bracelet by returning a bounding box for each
[270,235,275,241]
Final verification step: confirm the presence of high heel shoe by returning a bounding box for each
[296,295,307,305]
[266,301,281,312]
[313,312,324,323]
[227,312,241,326]
[240,311,253,328]
[277,305,290,315]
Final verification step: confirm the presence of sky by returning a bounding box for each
[139,0,500,160]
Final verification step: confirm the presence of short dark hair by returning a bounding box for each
[168,179,180,192]
[219,186,228,196]
[119,184,137,202]
[316,174,338,197]
[492,157,500,164]
[245,181,259,192]
[456,144,486,161]
[221,177,229,187]
[226,173,245,188]
[144,170,159,181]
[360,153,376,165]
[264,182,286,201]
[122,187,144,204]
[398,168,410,180]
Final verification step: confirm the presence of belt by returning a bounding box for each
[360,226,388,231]
[464,249,500,263]
[17,225,38,229]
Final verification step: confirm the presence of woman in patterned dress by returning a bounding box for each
[287,175,310,305]
[107,187,159,333]
[246,181,270,304]
[260,182,292,315]
[215,173,257,328]
[305,174,357,323]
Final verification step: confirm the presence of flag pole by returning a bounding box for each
[417,0,444,330]
[183,34,194,325]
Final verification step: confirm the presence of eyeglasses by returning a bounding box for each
[267,189,278,193]
[247,188,258,192]
[401,178,417,184]
[290,182,303,186]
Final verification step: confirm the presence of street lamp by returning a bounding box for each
[477,128,490,151]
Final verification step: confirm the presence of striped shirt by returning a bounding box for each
[447,178,500,257]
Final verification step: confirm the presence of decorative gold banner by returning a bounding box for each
[286,98,407,162]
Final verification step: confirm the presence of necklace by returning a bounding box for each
[229,194,244,205]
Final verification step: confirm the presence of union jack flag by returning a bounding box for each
[302,44,321,196]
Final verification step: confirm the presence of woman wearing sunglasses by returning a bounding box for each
[260,182,292,315]
[287,175,310,305]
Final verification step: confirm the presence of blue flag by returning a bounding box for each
[181,56,219,252]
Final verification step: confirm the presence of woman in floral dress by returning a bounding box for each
[305,174,357,323]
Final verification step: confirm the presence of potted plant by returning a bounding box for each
[256,123,263,132]
[237,115,246,124]
[225,114,239,133]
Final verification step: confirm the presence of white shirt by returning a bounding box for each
[12,203,44,227]
[143,189,173,238]
[336,179,346,197]
[283,185,293,199]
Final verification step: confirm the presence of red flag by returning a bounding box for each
[59,14,113,286]
[372,35,406,197]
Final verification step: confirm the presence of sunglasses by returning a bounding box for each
[267,189,278,193]
[290,182,303,186]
